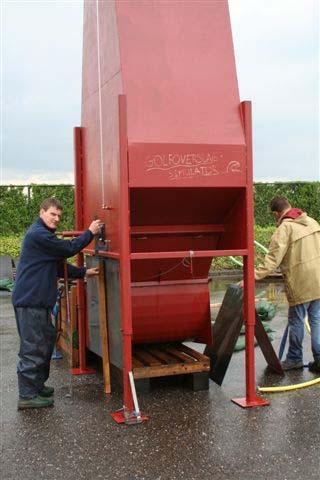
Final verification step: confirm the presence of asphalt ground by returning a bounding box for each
[1,281,320,480]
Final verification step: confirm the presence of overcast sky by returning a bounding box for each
[1,0,319,184]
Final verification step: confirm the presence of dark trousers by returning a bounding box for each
[14,307,56,399]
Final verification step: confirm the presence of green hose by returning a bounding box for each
[254,240,269,254]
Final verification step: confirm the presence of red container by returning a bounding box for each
[76,0,263,413]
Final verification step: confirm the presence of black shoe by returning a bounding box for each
[308,361,320,373]
[18,395,54,410]
[39,385,54,397]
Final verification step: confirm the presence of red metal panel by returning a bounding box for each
[128,144,246,188]
[82,5,99,103]
[130,258,213,284]
[132,281,211,344]
[81,0,123,254]
[116,1,244,146]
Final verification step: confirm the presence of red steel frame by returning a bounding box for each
[232,102,269,408]
[72,99,269,415]
[70,127,95,375]
[118,95,134,414]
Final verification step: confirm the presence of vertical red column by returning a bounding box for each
[232,102,269,408]
[118,96,134,414]
[72,127,95,375]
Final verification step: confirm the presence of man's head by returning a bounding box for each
[269,196,291,221]
[39,198,63,230]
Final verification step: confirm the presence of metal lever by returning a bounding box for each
[94,224,110,254]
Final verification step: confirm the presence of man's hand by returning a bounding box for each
[86,267,99,277]
[88,219,103,235]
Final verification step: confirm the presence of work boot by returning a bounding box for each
[18,395,54,410]
[39,385,54,397]
[308,360,320,373]
[281,359,304,371]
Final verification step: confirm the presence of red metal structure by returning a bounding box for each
[75,0,268,421]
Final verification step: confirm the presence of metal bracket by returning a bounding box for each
[111,371,148,425]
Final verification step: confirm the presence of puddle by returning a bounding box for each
[209,275,288,320]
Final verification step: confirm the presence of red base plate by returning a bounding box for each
[231,396,270,408]
[70,367,96,375]
[111,411,148,424]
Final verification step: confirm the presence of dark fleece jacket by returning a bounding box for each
[12,218,93,308]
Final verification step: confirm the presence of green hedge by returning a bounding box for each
[212,225,275,271]
[0,185,75,235]
[254,182,320,226]
[1,182,319,236]
[0,236,22,259]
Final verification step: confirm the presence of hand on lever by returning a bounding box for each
[88,219,104,235]
[86,267,99,277]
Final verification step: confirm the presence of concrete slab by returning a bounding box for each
[1,280,319,480]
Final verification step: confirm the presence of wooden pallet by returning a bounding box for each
[57,285,79,367]
[133,343,210,379]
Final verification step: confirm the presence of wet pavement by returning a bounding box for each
[1,279,319,480]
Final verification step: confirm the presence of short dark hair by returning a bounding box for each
[40,197,63,211]
[269,196,291,213]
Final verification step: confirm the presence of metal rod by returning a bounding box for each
[63,261,73,398]
[72,127,94,375]
[77,252,87,371]
[128,371,141,419]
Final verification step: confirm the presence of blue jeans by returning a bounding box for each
[287,299,320,363]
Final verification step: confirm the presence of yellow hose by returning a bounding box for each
[258,376,320,393]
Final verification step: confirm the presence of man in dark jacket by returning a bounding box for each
[12,197,103,409]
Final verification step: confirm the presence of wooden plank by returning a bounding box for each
[204,284,244,385]
[210,297,262,309]
[60,295,67,333]
[70,286,79,368]
[98,260,111,394]
[164,346,195,363]
[134,348,162,366]
[58,333,70,357]
[177,344,209,363]
[57,286,78,366]
[133,362,210,379]
[146,346,177,364]
[132,343,210,379]
[132,356,145,368]
[255,313,283,375]
[57,295,70,359]
[131,249,248,260]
